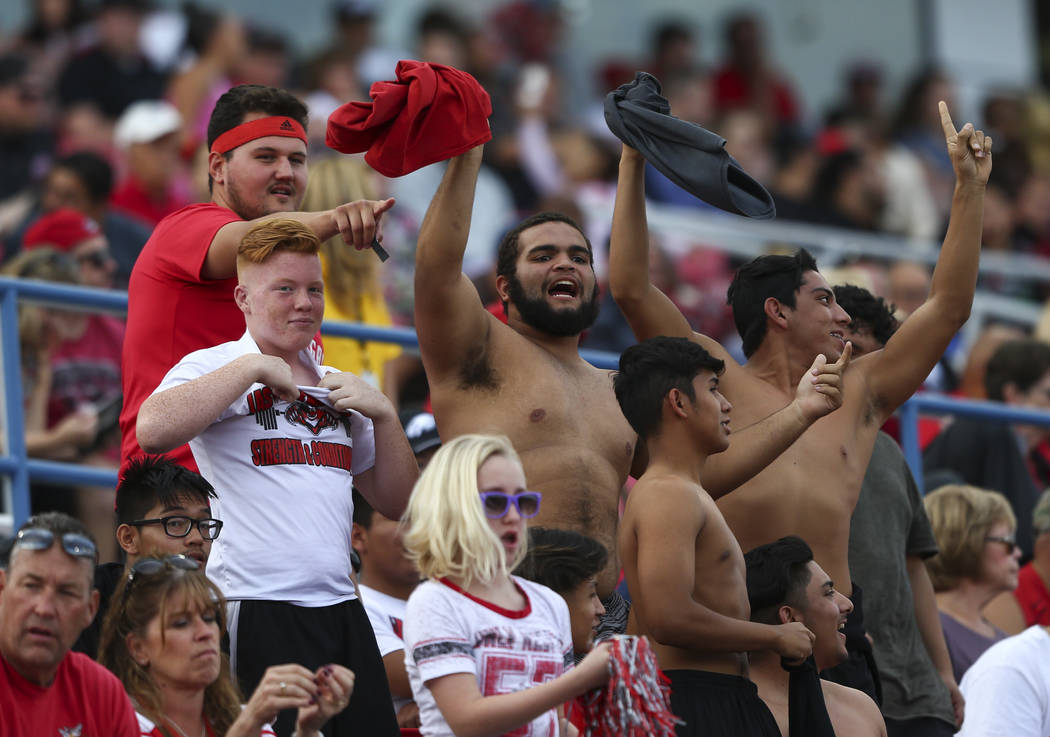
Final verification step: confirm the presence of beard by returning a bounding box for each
[506,274,601,337]
[224,174,300,220]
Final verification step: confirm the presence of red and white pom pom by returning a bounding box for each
[578,635,681,737]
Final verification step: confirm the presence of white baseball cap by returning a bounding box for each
[114,100,182,149]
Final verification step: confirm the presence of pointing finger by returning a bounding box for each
[938,100,957,139]
[833,341,853,370]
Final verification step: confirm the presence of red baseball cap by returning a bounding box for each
[22,209,102,253]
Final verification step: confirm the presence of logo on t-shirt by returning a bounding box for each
[59,726,83,737]
[247,388,352,437]
[390,615,404,639]
[245,388,356,472]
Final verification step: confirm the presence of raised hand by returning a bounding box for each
[940,100,992,185]
[332,198,395,251]
[794,341,852,422]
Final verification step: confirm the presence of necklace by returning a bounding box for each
[165,717,206,737]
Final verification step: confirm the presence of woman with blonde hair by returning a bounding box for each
[401,434,611,737]
[924,483,1021,682]
[300,156,405,397]
[98,555,354,737]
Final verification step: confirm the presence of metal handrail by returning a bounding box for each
[4,276,1049,533]
[0,276,620,530]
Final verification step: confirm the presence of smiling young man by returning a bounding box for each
[745,536,886,737]
[0,512,139,736]
[413,144,848,637]
[609,103,991,696]
[72,454,221,659]
[121,83,395,475]
[136,219,418,737]
[615,337,823,737]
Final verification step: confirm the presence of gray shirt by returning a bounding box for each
[938,611,1008,684]
[848,432,956,726]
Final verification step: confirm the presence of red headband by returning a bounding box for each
[210,116,308,154]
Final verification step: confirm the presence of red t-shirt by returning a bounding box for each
[0,651,139,737]
[120,203,244,472]
[1014,563,1050,627]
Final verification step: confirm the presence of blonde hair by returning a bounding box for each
[2,248,79,364]
[236,218,320,269]
[402,434,528,586]
[98,564,243,735]
[300,157,383,311]
[924,484,1017,591]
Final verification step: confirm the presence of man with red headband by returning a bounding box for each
[120,84,393,473]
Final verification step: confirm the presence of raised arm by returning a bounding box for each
[412,145,495,380]
[137,354,297,453]
[703,346,851,497]
[609,144,697,343]
[631,481,814,658]
[202,198,395,280]
[864,102,991,418]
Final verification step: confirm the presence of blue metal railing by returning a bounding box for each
[4,275,1050,529]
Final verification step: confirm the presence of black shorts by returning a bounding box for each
[665,669,780,737]
[229,598,398,737]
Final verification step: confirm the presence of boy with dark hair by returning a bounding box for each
[515,527,609,654]
[727,248,818,358]
[611,101,991,699]
[745,536,886,737]
[615,336,822,737]
[72,454,222,658]
[121,82,396,475]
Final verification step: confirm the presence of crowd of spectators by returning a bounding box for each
[6,2,1050,736]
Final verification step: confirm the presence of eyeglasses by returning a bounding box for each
[14,528,97,560]
[129,515,223,540]
[76,250,113,269]
[479,491,542,519]
[126,555,200,595]
[984,535,1019,554]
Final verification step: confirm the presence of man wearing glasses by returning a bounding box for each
[73,454,222,658]
[0,511,139,735]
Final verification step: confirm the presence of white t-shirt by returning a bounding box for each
[404,576,573,737]
[957,625,1050,737]
[153,331,375,606]
[358,583,412,715]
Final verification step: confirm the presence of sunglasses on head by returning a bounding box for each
[479,491,542,519]
[125,555,200,595]
[15,528,97,560]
